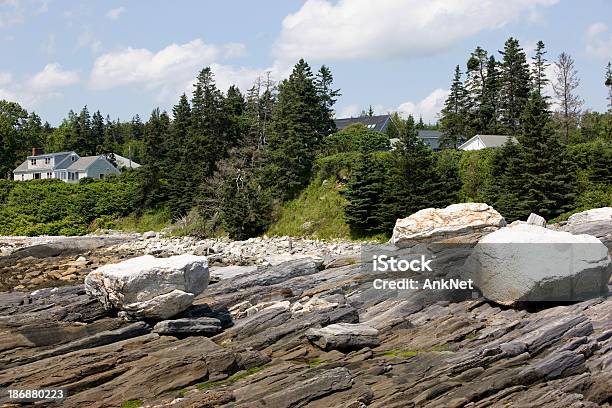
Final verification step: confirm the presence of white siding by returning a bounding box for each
[460,137,486,151]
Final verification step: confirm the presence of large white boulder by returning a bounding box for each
[566,207,612,225]
[465,224,610,305]
[85,254,209,320]
[391,203,506,248]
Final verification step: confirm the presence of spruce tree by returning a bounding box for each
[605,62,612,112]
[263,59,324,199]
[315,65,340,136]
[166,94,192,217]
[481,56,501,133]
[499,37,531,133]
[465,46,489,133]
[531,41,550,98]
[91,111,105,154]
[343,153,392,236]
[440,65,468,148]
[517,92,576,219]
[388,115,436,218]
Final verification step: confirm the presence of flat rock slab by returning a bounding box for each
[466,224,611,305]
[153,317,222,336]
[85,254,209,320]
[392,203,506,248]
[306,323,380,351]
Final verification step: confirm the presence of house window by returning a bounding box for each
[71,156,77,162]
[21,175,24,181]
[34,173,41,179]
[99,174,105,179]
[47,172,52,178]
[44,157,51,164]
[30,159,36,165]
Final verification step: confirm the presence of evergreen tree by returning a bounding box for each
[166,94,192,217]
[481,56,502,133]
[553,52,583,143]
[388,115,436,218]
[439,65,468,148]
[263,59,324,199]
[130,114,144,141]
[224,85,246,147]
[140,108,170,208]
[75,106,93,155]
[531,41,550,98]
[499,37,531,133]
[465,46,489,132]
[517,92,576,219]
[91,111,105,154]
[315,65,340,135]
[605,62,612,112]
[343,153,392,236]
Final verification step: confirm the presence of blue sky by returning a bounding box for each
[0,0,610,125]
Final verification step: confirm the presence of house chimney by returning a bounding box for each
[32,147,44,156]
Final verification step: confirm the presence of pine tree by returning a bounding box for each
[343,153,392,236]
[517,92,576,219]
[315,65,340,136]
[166,94,192,217]
[224,85,246,148]
[263,59,324,199]
[440,65,468,148]
[91,111,105,154]
[531,41,550,98]
[130,114,144,141]
[140,108,170,208]
[388,115,436,218]
[75,106,93,155]
[605,62,612,112]
[481,56,502,133]
[465,46,489,132]
[499,37,531,133]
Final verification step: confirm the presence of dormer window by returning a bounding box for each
[71,156,77,162]
[44,157,51,164]
[30,159,36,165]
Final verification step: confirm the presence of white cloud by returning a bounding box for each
[273,0,559,62]
[397,88,449,123]
[586,22,612,59]
[223,42,247,59]
[0,0,23,29]
[27,63,79,91]
[90,39,223,90]
[336,88,449,123]
[0,64,79,108]
[106,6,125,21]
[0,71,11,86]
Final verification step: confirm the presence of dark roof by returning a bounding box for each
[334,114,391,133]
[417,130,442,151]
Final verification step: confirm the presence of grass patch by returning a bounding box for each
[267,177,351,240]
[120,400,142,408]
[307,357,328,368]
[195,365,266,391]
[112,208,172,233]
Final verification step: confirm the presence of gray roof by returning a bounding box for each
[417,130,442,151]
[334,114,391,133]
[26,151,74,159]
[112,153,141,169]
[459,134,516,149]
[66,156,103,171]
[13,161,30,173]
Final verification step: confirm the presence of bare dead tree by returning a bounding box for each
[552,53,583,143]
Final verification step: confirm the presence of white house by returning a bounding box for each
[13,149,121,182]
[458,134,517,151]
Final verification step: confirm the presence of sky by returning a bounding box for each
[0,0,610,125]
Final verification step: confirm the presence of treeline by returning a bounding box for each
[0,101,148,178]
[1,41,611,239]
[439,38,612,147]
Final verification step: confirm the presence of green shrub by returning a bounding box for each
[312,152,364,181]
[319,123,389,156]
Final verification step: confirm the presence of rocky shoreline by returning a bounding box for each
[0,205,610,407]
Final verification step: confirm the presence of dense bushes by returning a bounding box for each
[0,178,140,236]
